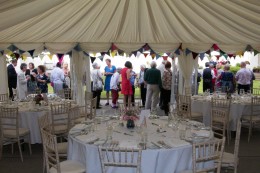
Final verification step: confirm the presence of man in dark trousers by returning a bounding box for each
[7,59,18,99]
[203,62,214,93]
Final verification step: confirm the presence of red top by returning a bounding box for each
[121,67,133,95]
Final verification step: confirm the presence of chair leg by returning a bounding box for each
[248,123,252,142]
[17,140,23,162]
[11,143,14,154]
[28,135,32,155]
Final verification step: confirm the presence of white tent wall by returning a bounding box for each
[0,55,8,95]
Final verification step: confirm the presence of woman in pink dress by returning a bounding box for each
[121,61,133,108]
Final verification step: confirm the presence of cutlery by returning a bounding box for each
[158,141,171,149]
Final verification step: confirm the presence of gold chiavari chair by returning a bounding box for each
[181,138,225,173]
[211,109,229,140]
[41,128,85,173]
[221,119,242,173]
[0,106,32,162]
[99,146,142,173]
[177,95,203,121]
[241,97,260,142]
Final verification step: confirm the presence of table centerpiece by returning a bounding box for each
[121,108,139,129]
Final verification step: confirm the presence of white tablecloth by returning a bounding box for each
[191,96,251,131]
[68,118,213,173]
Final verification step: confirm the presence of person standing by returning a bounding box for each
[130,70,137,105]
[144,61,162,113]
[218,64,235,93]
[202,62,215,93]
[25,62,38,94]
[161,61,172,116]
[36,65,49,93]
[91,63,103,109]
[121,61,133,108]
[62,62,70,88]
[17,63,30,100]
[110,67,121,109]
[50,62,64,94]
[210,63,217,92]
[7,59,17,99]
[138,65,147,107]
[104,59,116,106]
[235,61,252,94]
[158,60,166,107]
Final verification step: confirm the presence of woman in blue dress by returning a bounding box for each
[104,59,116,106]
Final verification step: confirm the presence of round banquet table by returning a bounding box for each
[191,95,252,131]
[68,117,213,173]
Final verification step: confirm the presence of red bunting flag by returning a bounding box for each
[143,44,150,51]
[212,44,219,51]
[143,53,149,58]
[111,43,118,51]
[192,52,198,59]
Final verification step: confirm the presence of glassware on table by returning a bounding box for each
[178,123,187,140]
[106,122,113,141]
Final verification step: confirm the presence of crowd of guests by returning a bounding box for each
[7,59,70,100]
[91,59,173,116]
[202,61,255,94]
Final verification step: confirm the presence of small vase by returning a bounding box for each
[126,119,135,129]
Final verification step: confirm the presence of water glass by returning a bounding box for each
[106,123,113,140]
[179,124,187,140]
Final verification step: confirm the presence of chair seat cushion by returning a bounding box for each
[57,142,68,154]
[242,115,260,122]
[50,160,85,173]
[3,128,30,138]
[53,125,68,134]
[222,152,235,165]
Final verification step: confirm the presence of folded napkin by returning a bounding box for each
[73,124,87,130]
[191,129,210,137]
[75,134,98,144]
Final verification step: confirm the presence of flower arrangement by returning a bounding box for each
[34,94,44,105]
[122,109,140,121]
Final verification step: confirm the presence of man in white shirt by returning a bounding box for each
[235,61,252,94]
[110,68,122,108]
[50,62,64,94]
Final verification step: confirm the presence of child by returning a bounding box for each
[110,68,122,108]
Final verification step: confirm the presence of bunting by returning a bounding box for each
[199,53,205,60]
[253,49,259,56]
[185,49,191,55]
[28,49,35,57]
[212,44,219,51]
[21,54,27,61]
[57,53,64,63]
[191,52,198,59]
[98,55,104,61]
[8,44,18,52]
[143,53,149,58]
[90,56,96,63]
[0,50,4,55]
[110,50,117,57]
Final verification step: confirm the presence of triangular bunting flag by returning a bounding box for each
[228,54,234,58]
[151,53,156,59]
[254,49,259,56]
[245,45,252,51]
[199,53,205,60]
[10,53,20,60]
[19,49,25,55]
[185,49,191,55]
[0,50,4,55]
[118,49,124,56]
[223,54,228,60]
[8,44,18,52]
[178,43,182,51]
[111,43,118,51]
[156,54,160,60]
[90,56,96,63]
[28,50,35,57]
[219,49,226,56]
[98,55,104,61]
[74,44,82,51]
[174,49,180,55]
[143,44,150,51]
[47,54,53,60]
[143,53,149,58]
[22,54,27,61]
[205,49,211,55]
[150,49,155,55]
[212,44,219,51]
[235,51,243,56]
[131,51,138,57]
[67,51,72,57]
[216,55,220,60]
[110,50,117,57]
[166,52,171,56]
[57,53,64,63]
[192,52,198,59]
[39,54,44,60]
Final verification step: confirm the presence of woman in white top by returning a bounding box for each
[91,62,103,109]
[17,63,30,100]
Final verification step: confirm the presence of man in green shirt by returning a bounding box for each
[144,61,162,112]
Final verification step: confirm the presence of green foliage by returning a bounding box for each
[230,66,240,74]
[236,63,241,67]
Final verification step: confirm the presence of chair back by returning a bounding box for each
[68,106,87,128]
[99,147,142,173]
[41,128,61,173]
[234,119,241,163]
[38,113,50,131]
[0,106,19,137]
[192,138,225,173]
[177,95,192,118]
[50,103,70,134]
[250,97,260,121]
[211,98,231,113]
[211,109,228,139]
[0,94,9,102]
